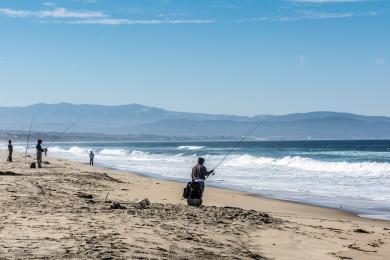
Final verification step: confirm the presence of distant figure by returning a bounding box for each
[7,140,13,162]
[44,148,48,157]
[89,151,94,166]
[191,157,214,198]
[36,139,44,168]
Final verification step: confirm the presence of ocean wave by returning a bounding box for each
[46,146,390,176]
[99,148,128,156]
[48,146,90,156]
[177,145,205,150]
[222,155,390,176]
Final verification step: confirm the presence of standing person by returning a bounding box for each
[7,140,13,162]
[36,139,44,168]
[89,151,94,166]
[191,157,214,198]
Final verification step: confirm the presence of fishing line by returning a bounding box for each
[211,121,262,174]
[50,121,78,143]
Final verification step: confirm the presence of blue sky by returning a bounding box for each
[0,0,389,116]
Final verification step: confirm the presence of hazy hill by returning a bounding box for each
[0,103,389,140]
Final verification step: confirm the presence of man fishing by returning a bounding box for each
[36,139,44,168]
[7,140,13,162]
[191,157,214,198]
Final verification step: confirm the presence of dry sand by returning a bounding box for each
[0,151,389,259]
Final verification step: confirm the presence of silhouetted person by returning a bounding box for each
[89,151,94,166]
[36,139,44,168]
[191,157,214,198]
[7,140,13,162]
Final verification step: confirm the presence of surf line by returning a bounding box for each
[208,121,262,178]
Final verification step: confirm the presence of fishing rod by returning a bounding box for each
[211,121,262,174]
[25,116,34,164]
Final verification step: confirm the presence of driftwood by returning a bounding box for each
[76,192,93,199]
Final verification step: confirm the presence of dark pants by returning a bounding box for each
[197,181,205,198]
[7,152,12,162]
[37,153,42,168]
[90,158,94,166]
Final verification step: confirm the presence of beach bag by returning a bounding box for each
[183,182,191,199]
[184,182,203,206]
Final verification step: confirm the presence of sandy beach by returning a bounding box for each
[0,151,389,259]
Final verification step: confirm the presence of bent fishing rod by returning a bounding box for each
[210,121,262,176]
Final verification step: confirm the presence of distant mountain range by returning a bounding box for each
[0,103,390,140]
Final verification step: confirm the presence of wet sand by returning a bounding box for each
[0,151,389,259]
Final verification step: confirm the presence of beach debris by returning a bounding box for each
[347,243,378,253]
[30,162,36,168]
[126,203,279,227]
[354,228,371,234]
[76,192,93,199]
[135,198,151,209]
[0,171,22,176]
[110,202,127,210]
[104,192,109,202]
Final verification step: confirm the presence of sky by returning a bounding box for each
[0,0,389,116]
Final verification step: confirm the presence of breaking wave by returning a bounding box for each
[223,155,390,176]
[177,145,205,150]
[45,146,390,176]
[99,148,128,156]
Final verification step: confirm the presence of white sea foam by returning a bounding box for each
[177,145,205,150]
[223,155,390,176]
[46,146,390,176]
[99,148,128,156]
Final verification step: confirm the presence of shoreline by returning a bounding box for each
[1,151,389,259]
[63,158,390,222]
[125,171,386,222]
[68,156,390,226]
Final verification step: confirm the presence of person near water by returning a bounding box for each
[36,139,44,168]
[89,151,94,166]
[191,157,214,198]
[7,140,13,162]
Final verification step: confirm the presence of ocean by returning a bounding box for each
[11,140,390,220]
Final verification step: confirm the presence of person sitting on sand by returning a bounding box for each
[36,139,44,168]
[7,140,13,162]
[89,151,94,166]
[191,157,214,198]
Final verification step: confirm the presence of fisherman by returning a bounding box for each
[7,140,13,162]
[36,139,44,168]
[89,151,94,166]
[191,157,214,198]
